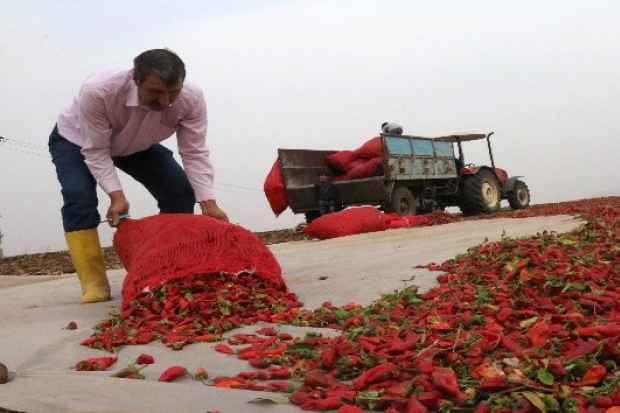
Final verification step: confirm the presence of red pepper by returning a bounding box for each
[500,336,524,353]
[329,390,356,404]
[249,356,271,368]
[289,391,311,406]
[577,323,620,338]
[135,353,154,365]
[512,396,534,413]
[214,343,235,355]
[384,380,413,398]
[525,321,551,347]
[194,367,209,380]
[416,391,441,408]
[158,365,187,382]
[352,363,396,390]
[405,395,429,413]
[592,396,614,408]
[301,396,342,411]
[472,402,491,413]
[477,376,507,392]
[193,334,222,343]
[256,326,277,336]
[547,358,566,376]
[212,376,248,388]
[570,365,607,386]
[320,343,338,369]
[563,340,600,360]
[304,370,332,388]
[75,356,118,371]
[337,405,365,413]
[431,367,460,397]
[278,333,294,341]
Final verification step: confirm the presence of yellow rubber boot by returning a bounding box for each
[65,229,111,304]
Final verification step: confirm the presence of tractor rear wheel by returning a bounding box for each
[508,180,530,210]
[460,169,501,214]
[390,186,418,216]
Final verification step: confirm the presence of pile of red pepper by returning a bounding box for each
[81,272,305,352]
[81,196,620,412]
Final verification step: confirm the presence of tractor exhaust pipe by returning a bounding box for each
[486,131,495,170]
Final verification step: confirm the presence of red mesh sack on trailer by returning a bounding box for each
[264,158,288,216]
[345,156,384,180]
[113,214,285,306]
[303,207,387,240]
[353,136,383,160]
[325,150,357,173]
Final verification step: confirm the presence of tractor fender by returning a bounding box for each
[504,176,523,191]
[458,165,484,176]
[460,166,509,189]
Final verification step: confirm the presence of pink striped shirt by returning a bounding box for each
[56,66,215,201]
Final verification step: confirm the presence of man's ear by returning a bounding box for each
[131,71,139,85]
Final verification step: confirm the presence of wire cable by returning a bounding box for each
[0,136,266,193]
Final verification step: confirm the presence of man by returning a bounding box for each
[49,48,228,304]
[381,122,403,135]
[314,171,338,215]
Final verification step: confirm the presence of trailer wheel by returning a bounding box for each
[390,187,417,216]
[460,169,501,214]
[508,180,530,210]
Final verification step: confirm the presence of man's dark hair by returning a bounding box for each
[133,49,186,86]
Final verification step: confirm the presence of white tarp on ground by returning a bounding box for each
[0,215,582,413]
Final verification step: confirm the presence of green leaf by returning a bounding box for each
[520,316,539,329]
[561,282,587,293]
[469,314,485,325]
[248,396,290,405]
[542,394,560,411]
[537,368,555,386]
[523,392,547,413]
[356,390,380,410]
[557,237,577,246]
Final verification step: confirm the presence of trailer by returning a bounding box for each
[276,132,530,223]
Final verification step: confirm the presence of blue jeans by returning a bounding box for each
[318,200,336,215]
[48,125,195,232]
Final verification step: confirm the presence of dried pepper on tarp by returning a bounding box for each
[77,197,620,412]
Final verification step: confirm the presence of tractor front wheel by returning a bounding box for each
[508,180,530,210]
[460,169,501,214]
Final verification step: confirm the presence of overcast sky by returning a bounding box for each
[1,0,619,256]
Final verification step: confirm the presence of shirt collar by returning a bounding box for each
[126,79,140,107]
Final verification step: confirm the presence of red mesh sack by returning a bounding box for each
[345,156,384,180]
[264,159,288,216]
[303,207,387,239]
[353,136,383,160]
[114,214,285,306]
[325,150,357,173]
[346,158,366,172]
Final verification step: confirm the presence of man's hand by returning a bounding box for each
[107,190,130,227]
[199,199,229,222]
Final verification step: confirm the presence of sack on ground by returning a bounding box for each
[303,207,387,239]
[114,214,285,306]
